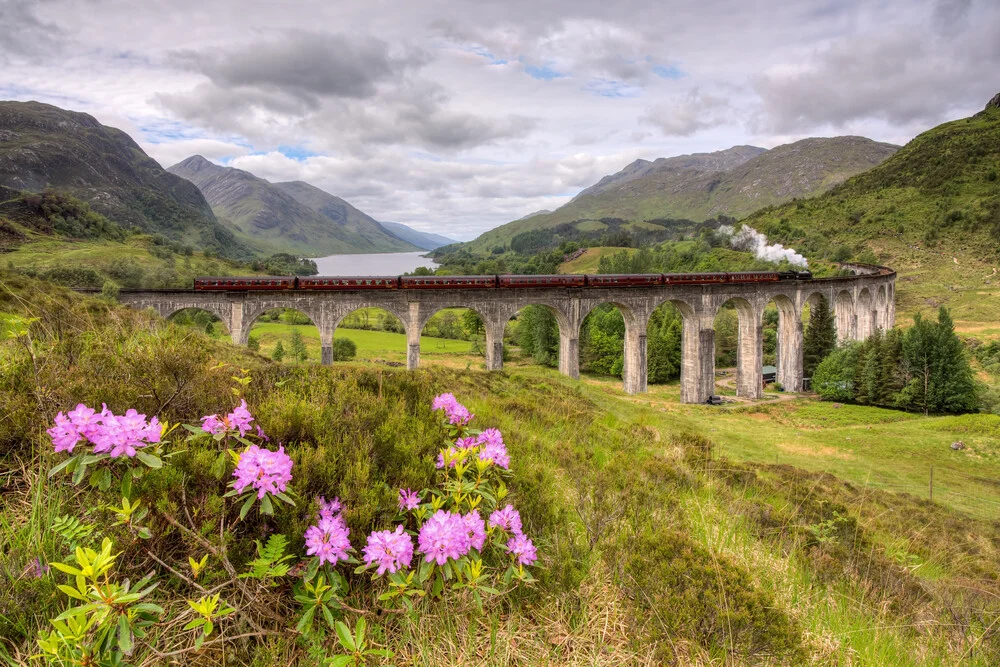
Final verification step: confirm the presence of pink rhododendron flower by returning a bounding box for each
[305,515,351,565]
[507,533,537,566]
[418,510,471,565]
[464,510,486,551]
[67,404,101,439]
[232,445,293,499]
[49,403,160,458]
[255,424,269,441]
[363,525,414,575]
[488,505,522,535]
[200,414,225,435]
[398,488,420,511]
[228,399,254,437]
[47,413,81,453]
[431,393,473,426]
[431,393,458,412]
[455,436,478,450]
[479,443,509,470]
[318,496,342,522]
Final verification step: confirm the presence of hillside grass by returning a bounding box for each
[558,246,637,274]
[248,321,473,362]
[2,272,1000,664]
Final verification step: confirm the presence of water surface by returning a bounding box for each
[312,252,439,276]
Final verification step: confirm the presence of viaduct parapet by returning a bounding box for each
[113,269,895,403]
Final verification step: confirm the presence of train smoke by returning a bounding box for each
[718,225,808,268]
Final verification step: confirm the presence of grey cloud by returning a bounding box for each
[753,0,1000,132]
[0,0,65,61]
[168,31,425,106]
[641,90,735,136]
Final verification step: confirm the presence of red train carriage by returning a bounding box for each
[586,274,662,287]
[298,276,399,290]
[193,276,294,290]
[663,273,727,285]
[498,274,586,288]
[727,271,781,283]
[399,275,497,289]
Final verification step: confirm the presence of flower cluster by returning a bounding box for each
[362,525,414,575]
[231,445,293,499]
[398,488,420,511]
[434,425,510,471]
[47,404,161,458]
[431,393,473,426]
[417,510,472,565]
[305,497,352,566]
[489,505,536,566]
[201,399,254,437]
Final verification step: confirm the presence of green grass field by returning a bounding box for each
[248,321,473,363]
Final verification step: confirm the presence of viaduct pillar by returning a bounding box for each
[406,302,421,370]
[484,318,505,371]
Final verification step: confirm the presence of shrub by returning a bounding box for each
[332,338,356,362]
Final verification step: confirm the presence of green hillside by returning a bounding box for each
[458,137,897,253]
[0,101,252,260]
[3,275,1000,664]
[744,103,1000,326]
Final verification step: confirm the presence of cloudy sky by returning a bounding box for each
[2,0,998,240]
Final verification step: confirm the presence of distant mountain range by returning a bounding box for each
[167,156,420,256]
[461,137,899,252]
[0,101,252,259]
[376,221,455,250]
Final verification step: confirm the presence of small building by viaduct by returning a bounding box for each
[114,267,895,404]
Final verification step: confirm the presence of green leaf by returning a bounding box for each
[321,604,336,629]
[117,614,133,654]
[183,619,205,631]
[239,494,255,521]
[48,455,78,478]
[120,469,133,499]
[324,657,352,667]
[334,620,357,651]
[260,493,274,516]
[295,606,316,634]
[136,452,162,469]
[274,491,296,506]
[57,585,86,600]
[355,617,366,647]
[210,452,227,479]
[72,462,88,486]
[137,527,152,540]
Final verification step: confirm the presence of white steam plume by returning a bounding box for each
[718,225,808,268]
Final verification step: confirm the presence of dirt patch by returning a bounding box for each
[776,441,854,460]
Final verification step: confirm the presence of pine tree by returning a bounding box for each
[897,313,937,415]
[271,341,285,362]
[930,307,977,413]
[290,330,307,362]
[803,295,837,377]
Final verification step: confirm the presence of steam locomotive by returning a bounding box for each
[192,270,813,291]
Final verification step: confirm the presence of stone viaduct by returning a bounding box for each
[114,267,895,404]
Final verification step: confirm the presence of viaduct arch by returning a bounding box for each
[114,267,896,403]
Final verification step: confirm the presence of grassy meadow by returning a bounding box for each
[3,271,1000,665]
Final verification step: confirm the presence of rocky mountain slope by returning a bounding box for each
[0,101,251,259]
[168,156,418,256]
[462,138,898,253]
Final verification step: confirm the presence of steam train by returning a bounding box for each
[193,270,813,291]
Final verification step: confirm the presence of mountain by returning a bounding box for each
[743,95,1000,324]
[0,101,251,259]
[375,221,456,250]
[168,156,418,256]
[461,139,898,253]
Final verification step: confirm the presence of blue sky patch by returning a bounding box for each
[524,64,564,80]
[653,64,685,79]
[584,78,642,98]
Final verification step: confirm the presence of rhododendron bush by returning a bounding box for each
[39,381,537,663]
